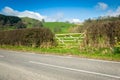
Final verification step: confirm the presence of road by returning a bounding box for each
[0,50,120,80]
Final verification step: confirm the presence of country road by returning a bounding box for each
[0,50,120,80]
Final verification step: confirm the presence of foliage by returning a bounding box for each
[0,14,44,30]
[114,42,120,54]
[15,21,26,29]
[0,14,21,25]
[21,17,43,28]
[0,14,26,30]
[0,28,56,47]
[68,25,84,33]
[82,16,120,49]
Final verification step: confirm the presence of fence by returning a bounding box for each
[55,33,85,48]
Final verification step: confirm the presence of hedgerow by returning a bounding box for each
[83,21,120,48]
[0,28,56,47]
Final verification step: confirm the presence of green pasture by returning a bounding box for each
[43,22,75,33]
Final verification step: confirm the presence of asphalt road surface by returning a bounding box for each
[0,50,120,80]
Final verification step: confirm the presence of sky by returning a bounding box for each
[0,0,120,23]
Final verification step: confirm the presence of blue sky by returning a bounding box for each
[0,0,120,22]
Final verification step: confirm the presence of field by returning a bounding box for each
[43,22,75,33]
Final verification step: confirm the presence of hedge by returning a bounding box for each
[84,21,120,48]
[0,28,55,47]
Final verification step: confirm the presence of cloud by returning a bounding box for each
[44,17,56,22]
[96,2,108,10]
[68,18,82,23]
[45,12,64,22]
[1,6,45,21]
[1,7,65,22]
[107,6,120,16]
[0,7,81,23]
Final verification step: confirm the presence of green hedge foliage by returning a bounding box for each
[0,28,55,47]
[83,20,120,48]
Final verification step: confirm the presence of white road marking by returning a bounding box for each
[29,61,120,79]
[55,55,72,59]
[32,53,120,64]
[9,51,35,54]
[82,58,120,64]
[45,55,120,64]
[0,55,4,58]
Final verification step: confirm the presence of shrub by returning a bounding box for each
[113,42,120,54]
[0,28,56,47]
[83,20,120,48]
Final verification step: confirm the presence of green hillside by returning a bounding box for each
[0,14,25,30]
[22,18,75,33]
[21,17,43,28]
[43,22,75,33]
[0,14,43,31]
[0,14,75,33]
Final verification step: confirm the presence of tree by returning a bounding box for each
[41,19,45,23]
[15,21,26,29]
[33,21,43,28]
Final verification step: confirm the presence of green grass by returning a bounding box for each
[43,22,75,33]
[0,45,120,61]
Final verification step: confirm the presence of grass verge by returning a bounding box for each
[0,45,120,61]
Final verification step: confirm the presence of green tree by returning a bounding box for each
[15,21,26,29]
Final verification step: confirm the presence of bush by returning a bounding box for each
[83,20,120,48]
[114,47,120,54]
[0,28,56,47]
[113,42,120,54]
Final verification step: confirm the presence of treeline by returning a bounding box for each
[82,16,120,49]
[22,17,44,28]
[0,14,44,30]
[0,28,55,47]
[0,14,26,30]
[0,14,21,25]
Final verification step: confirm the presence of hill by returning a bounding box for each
[21,17,43,28]
[0,14,25,30]
[43,22,75,33]
[0,14,43,31]
[0,14,76,33]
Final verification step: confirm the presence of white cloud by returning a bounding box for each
[44,17,56,22]
[1,7,65,22]
[45,12,64,22]
[0,7,82,23]
[107,6,120,16]
[96,2,108,10]
[68,18,82,23]
[1,6,45,21]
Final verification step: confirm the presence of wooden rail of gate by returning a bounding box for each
[55,33,85,48]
